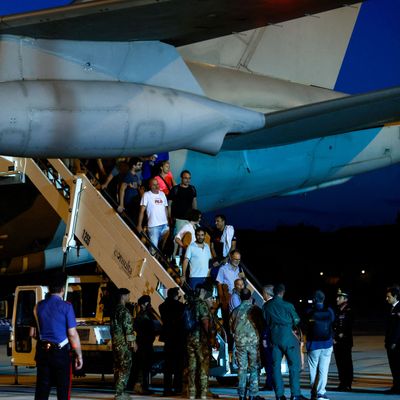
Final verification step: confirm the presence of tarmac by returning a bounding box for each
[0,336,396,400]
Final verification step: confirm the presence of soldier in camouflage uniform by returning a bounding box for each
[110,288,136,400]
[186,284,213,400]
[230,288,264,400]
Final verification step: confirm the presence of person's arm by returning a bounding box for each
[230,239,237,253]
[181,257,189,282]
[175,236,185,248]
[165,204,169,223]
[68,327,83,370]
[29,327,37,339]
[97,158,106,177]
[117,182,127,213]
[101,171,114,189]
[137,205,146,233]
[192,196,197,210]
[168,199,173,219]
[202,317,210,334]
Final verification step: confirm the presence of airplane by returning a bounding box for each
[1,0,400,273]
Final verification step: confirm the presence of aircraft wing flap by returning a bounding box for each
[222,86,400,150]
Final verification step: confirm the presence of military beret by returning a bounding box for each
[118,288,130,296]
[337,288,349,297]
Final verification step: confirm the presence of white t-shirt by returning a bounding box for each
[175,223,196,245]
[140,190,168,228]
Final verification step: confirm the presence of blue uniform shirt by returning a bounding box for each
[36,295,77,344]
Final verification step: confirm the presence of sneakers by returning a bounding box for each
[317,395,330,400]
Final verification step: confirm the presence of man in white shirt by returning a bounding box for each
[138,178,169,254]
[181,227,212,289]
[174,209,202,253]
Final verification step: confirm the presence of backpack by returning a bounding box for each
[307,307,333,341]
[182,301,199,333]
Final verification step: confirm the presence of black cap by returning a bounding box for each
[138,295,151,305]
[117,288,130,296]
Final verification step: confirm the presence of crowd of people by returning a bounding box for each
[29,157,400,400]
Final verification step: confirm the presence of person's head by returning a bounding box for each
[159,160,170,174]
[180,170,191,187]
[48,274,66,295]
[229,250,241,268]
[240,288,252,302]
[129,157,143,172]
[149,178,160,193]
[138,294,151,310]
[117,288,130,305]
[273,283,285,298]
[262,284,274,302]
[215,214,226,231]
[234,278,245,293]
[313,290,325,305]
[386,286,400,306]
[188,209,202,224]
[167,287,180,301]
[336,288,349,306]
[195,227,206,244]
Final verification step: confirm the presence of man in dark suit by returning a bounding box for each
[385,285,400,394]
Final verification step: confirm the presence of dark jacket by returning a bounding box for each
[159,297,185,343]
[333,302,353,347]
[385,302,400,347]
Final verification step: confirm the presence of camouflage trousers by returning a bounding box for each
[187,335,210,398]
[113,345,132,398]
[235,343,260,397]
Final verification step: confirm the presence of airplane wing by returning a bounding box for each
[0,0,362,46]
[222,86,400,150]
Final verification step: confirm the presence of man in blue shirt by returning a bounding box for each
[31,276,83,400]
[305,290,335,400]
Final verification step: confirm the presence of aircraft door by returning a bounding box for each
[11,287,42,367]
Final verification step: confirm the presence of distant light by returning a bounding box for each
[299,299,303,303]
[308,300,313,304]
[320,272,324,276]
[361,270,366,275]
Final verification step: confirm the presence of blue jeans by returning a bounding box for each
[187,277,206,290]
[148,224,169,252]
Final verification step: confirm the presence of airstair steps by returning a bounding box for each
[0,156,181,311]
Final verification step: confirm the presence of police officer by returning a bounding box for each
[31,275,83,400]
[263,283,308,400]
[111,288,136,400]
[230,288,264,400]
[333,289,353,392]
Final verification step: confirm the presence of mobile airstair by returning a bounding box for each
[0,156,264,378]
